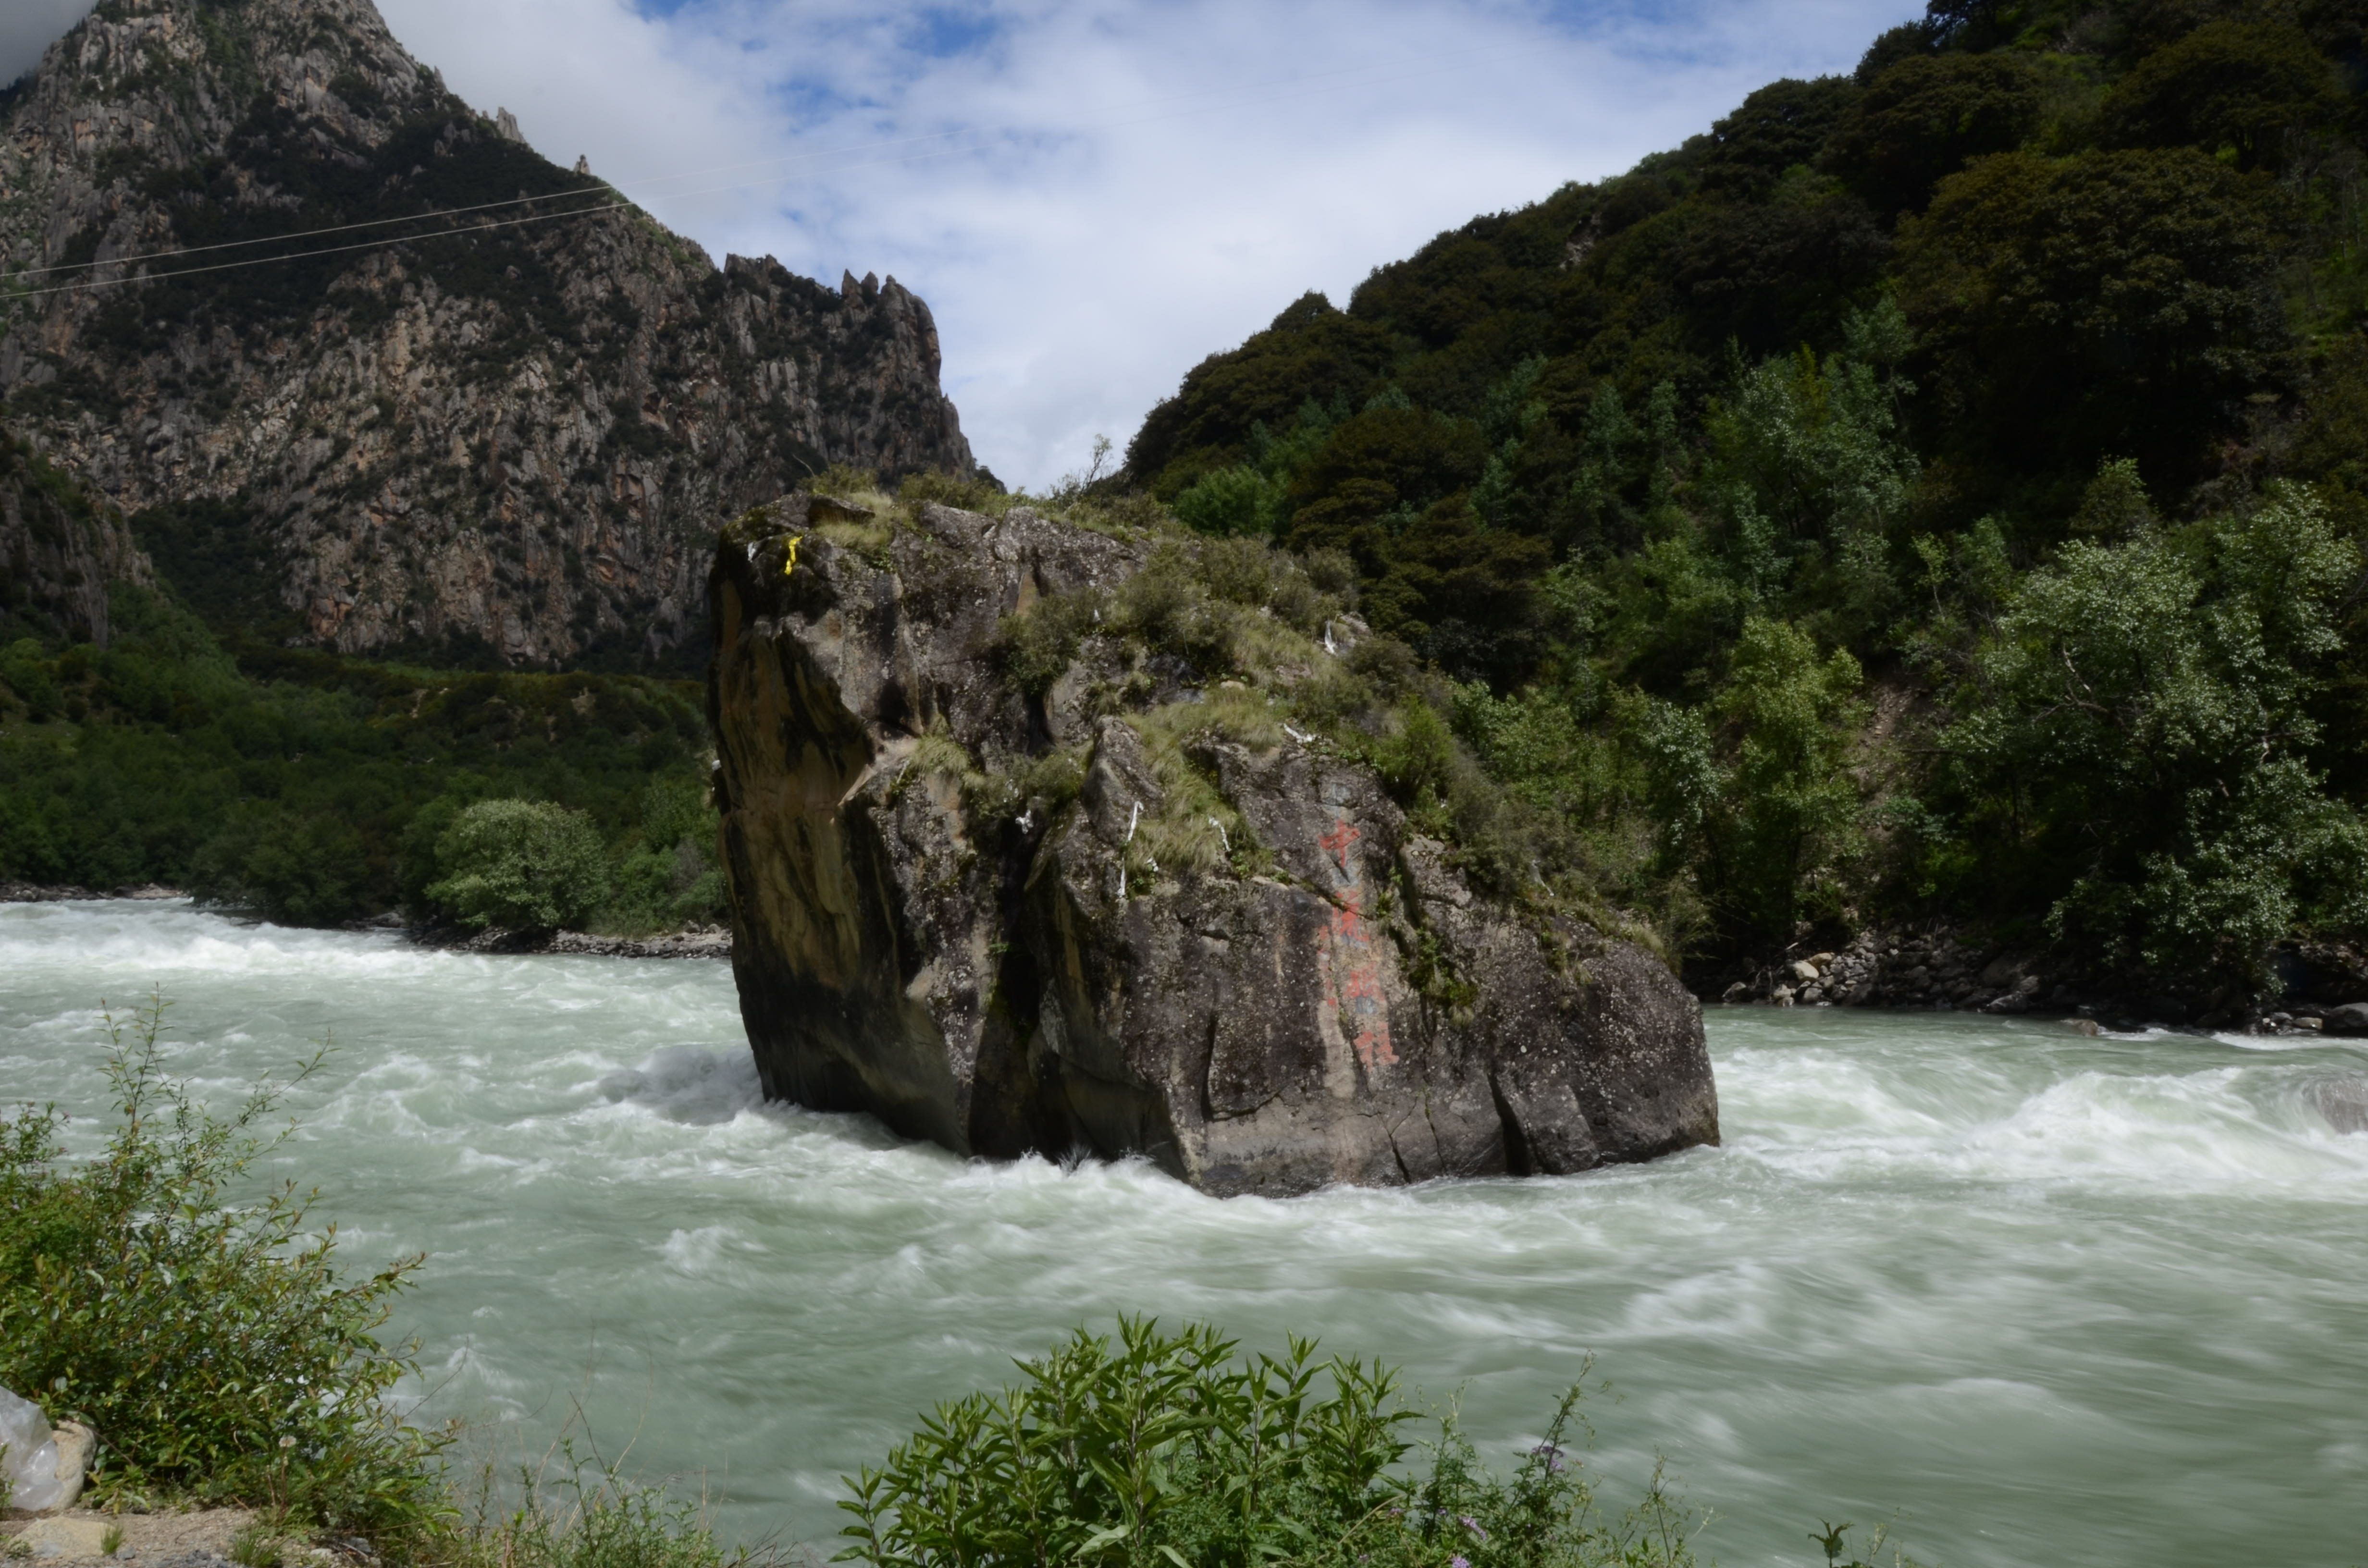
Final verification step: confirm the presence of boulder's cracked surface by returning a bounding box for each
[709,495,1717,1195]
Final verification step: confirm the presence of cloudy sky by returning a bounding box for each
[8,0,1922,486]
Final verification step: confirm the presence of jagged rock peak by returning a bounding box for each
[0,0,977,671]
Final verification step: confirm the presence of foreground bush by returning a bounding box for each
[837,1319,1708,1568]
[0,997,443,1531]
[424,1444,778,1568]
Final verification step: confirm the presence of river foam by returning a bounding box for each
[4,900,2364,1568]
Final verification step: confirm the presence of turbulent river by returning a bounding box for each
[3,901,2365,1568]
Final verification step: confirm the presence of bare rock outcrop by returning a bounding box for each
[0,0,975,669]
[708,494,1717,1195]
[0,426,153,646]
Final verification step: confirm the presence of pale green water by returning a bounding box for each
[3,900,2366,1568]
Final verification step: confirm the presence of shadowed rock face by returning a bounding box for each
[1,429,153,646]
[709,495,1717,1195]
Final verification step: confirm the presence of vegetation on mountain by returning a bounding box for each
[0,429,725,931]
[1121,0,2368,1000]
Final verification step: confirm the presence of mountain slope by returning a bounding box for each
[1112,0,2368,1002]
[0,0,976,670]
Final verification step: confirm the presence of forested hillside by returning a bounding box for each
[2,424,726,928]
[1122,0,2368,1002]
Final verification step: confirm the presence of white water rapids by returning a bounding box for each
[3,900,2364,1567]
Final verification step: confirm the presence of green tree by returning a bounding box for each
[1172,465,1283,537]
[1827,52,2045,216]
[190,807,377,927]
[1282,404,1489,540]
[2101,18,2346,173]
[609,777,725,929]
[1899,147,2289,492]
[1126,295,1390,496]
[1945,486,2368,981]
[1704,331,1918,574]
[426,797,612,930]
[1710,618,1867,945]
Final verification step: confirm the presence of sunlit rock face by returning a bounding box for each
[0,0,975,669]
[708,493,1718,1196]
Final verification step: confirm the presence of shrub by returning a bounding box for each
[994,589,1107,699]
[437,1443,772,1568]
[427,798,612,931]
[835,1319,1706,1568]
[1172,466,1282,537]
[900,470,1006,514]
[0,998,441,1531]
[604,779,725,931]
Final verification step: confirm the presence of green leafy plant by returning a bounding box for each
[0,996,444,1533]
[836,1320,1707,1568]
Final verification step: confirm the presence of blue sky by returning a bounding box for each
[13,0,1926,486]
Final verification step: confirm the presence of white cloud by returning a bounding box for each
[390,2,1933,484]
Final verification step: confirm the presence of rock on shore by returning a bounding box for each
[706,494,1717,1196]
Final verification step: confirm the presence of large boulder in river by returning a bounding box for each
[706,492,1717,1195]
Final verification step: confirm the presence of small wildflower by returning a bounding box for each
[1450,1557,1470,1568]
[278,1435,296,1450]
[1459,1517,1488,1540]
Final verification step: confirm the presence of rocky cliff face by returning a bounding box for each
[709,492,1718,1195]
[0,0,975,669]
[0,424,151,646]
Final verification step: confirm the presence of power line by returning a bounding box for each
[0,37,1531,300]
[1,183,620,279]
[2,197,631,299]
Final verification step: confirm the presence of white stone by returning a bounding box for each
[13,1519,110,1558]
